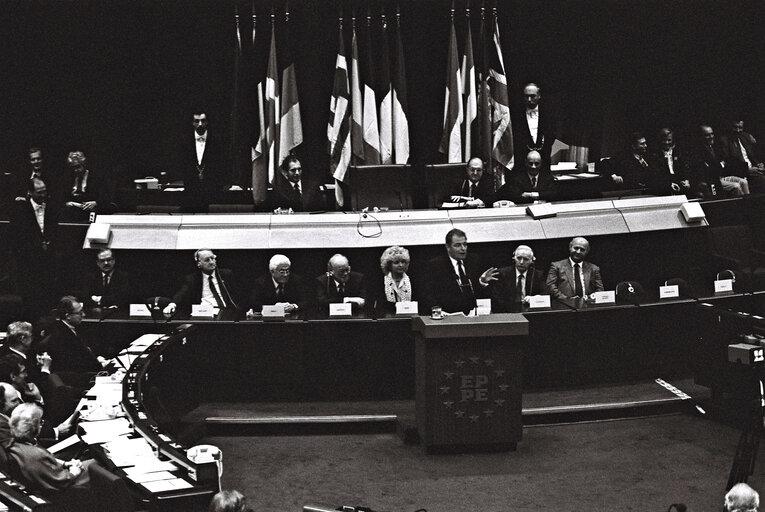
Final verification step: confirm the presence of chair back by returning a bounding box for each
[347,165,412,211]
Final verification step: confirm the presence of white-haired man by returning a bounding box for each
[247,254,308,315]
[490,245,547,312]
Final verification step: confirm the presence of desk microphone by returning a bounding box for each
[396,191,404,211]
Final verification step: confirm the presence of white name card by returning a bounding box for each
[527,295,551,309]
[714,279,734,294]
[592,291,616,304]
[395,301,419,316]
[659,285,680,299]
[475,298,492,316]
[526,202,557,219]
[261,304,286,318]
[191,304,217,317]
[329,303,352,317]
[129,304,152,317]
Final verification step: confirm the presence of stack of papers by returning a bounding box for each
[79,418,133,445]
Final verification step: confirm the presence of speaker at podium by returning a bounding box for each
[347,164,412,211]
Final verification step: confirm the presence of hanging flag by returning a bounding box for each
[391,12,410,164]
[439,15,463,163]
[488,11,513,174]
[461,12,477,162]
[477,9,492,169]
[328,20,352,207]
[279,10,303,167]
[252,23,280,203]
[350,20,364,164]
[362,15,381,164]
[229,6,244,186]
[377,14,393,165]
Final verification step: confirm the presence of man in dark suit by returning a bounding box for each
[163,248,238,317]
[423,228,498,314]
[12,147,57,202]
[495,150,556,204]
[513,83,557,168]
[79,248,131,308]
[59,150,112,222]
[9,177,58,317]
[689,124,734,199]
[648,128,692,196]
[248,254,308,316]
[315,254,367,314]
[272,156,324,212]
[490,245,547,313]
[546,237,604,300]
[719,119,765,193]
[611,132,661,192]
[179,111,227,212]
[448,157,495,207]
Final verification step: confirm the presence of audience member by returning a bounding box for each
[163,249,239,317]
[247,254,308,316]
[692,124,748,197]
[719,119,765,193]
[272,155,324,212]
[373,245,420,315]
[423,228,498,314]
[59,150,111,221]
[13,147,56,201]
[495,150,556,204]
[610,132,659,192]
[180,111,227,212]
[79,248,131,308]
[513,82,557,168]
[315,254,367,314]
[648,128,692,196]
[490,245,546,312]
[724,482,759,512]
[546,237,604,300]
[449,157,495,207]
[209,489,252,512]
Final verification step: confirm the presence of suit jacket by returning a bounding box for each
[719,131,760,175]
[490,266,547,313]
[647,148,692,195]
[79,269,131,308]
[371,272,423,316]
[688,143,725,199]
[546,259,604,300]
[613,152,658,191]
[451,178,496,206]
[423,253,488,314]
[0,345,52,400]
[512,106,557,167]
[315,272,368,314]
[172,269,238,311]
[8,441,90,495]
[271,174,324,212]
[248,273,309,313]
[9,199,57,261]
[40,321,101,376]
[179,131,227,193]
[495,171,556,204]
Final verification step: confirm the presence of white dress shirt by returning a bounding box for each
[195,131,207,165]
[526,106,539,143]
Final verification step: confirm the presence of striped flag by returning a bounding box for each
[328,21,351,207]
[350,21,364,164]
[461,14,477,162]
[377,15,393,165]
[252,23,280,203]
[391,13,409,164]
[278,14,303,168]
[488,12,513,173]
[439,16,463,163]
[361,15,381,164]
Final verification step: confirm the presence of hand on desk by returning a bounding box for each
[343,297,365,308]
[163,302,177,318]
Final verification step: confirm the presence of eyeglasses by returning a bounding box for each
[275,268,291,274]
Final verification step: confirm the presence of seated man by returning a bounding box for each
[423,228,498,314]
[691,124,748,197]
[315,254,367,314]
[78,248,131,308]
[272,156,324,212]
[610,132,660,192]
[546,237,604,300]
[490,245,547,312]
[163,248,238,317]
[648,128,692,195]
[495,151,556,204]
[448,157,495,207]
[247,254,308,316]
[719,119,765,193]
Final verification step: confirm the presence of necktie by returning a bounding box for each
[469,183,476,198]
[276,283,284,300]
[574,264,584,298]
[209,275,226,308]
[75,177,83,194]
[457,261,468,288]
[531,176,537,189]
[102,273,109,288]
[337,282,345,296]
[516,273,525,303]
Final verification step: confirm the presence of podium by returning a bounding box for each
[412,314,528,453]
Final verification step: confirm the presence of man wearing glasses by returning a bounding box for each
[247,254,308,316]
[315,254,367,314]
[79,248,131,308]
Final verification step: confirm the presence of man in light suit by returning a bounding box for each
[490,245,547,312]
[546,237,604,300]
[163,248,238,317]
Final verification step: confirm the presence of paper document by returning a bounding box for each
[47,435,80,454]
[141,477,193,493]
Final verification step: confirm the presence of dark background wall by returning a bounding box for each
[2,0,764,187]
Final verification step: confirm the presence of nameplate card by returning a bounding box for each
[262,304,286,319]
[475,298,492,316]
[329,303,352,317]
[395,301,419,316]
[527,295,551,309]
[526,203,557,219]
[592,291,616,304]
[680,202,706,223]
[714,279,734,294]
[130,304,152,317]
[659,285,680,299]
[191,304,217,317]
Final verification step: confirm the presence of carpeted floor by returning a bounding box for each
[205,412,749,512]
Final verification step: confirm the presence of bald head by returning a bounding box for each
[466,157,484,184]
[568,237,591,263]
[328,254,351,284]
[525,151,542,175]
[524,83,541,109]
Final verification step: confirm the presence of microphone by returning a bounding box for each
[396,191,404,211]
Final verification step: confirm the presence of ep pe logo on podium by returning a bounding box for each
[460,375,489,402]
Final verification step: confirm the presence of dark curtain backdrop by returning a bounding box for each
[2,0,764,188]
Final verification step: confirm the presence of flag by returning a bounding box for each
[362,15,381,164]
[439,16,463,163]
[328,21,351,207]
[252,25,280,203]
[391,13,409,164]
[488,12,513,173]
[461,15,477,162]
[229,6,244,185]
[377,15,393,165]
[477,10,492,169]
[350,21,364,164]
[279,15,302,167]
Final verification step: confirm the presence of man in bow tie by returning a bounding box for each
[179,110,228,212]
[513,83,557,169]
